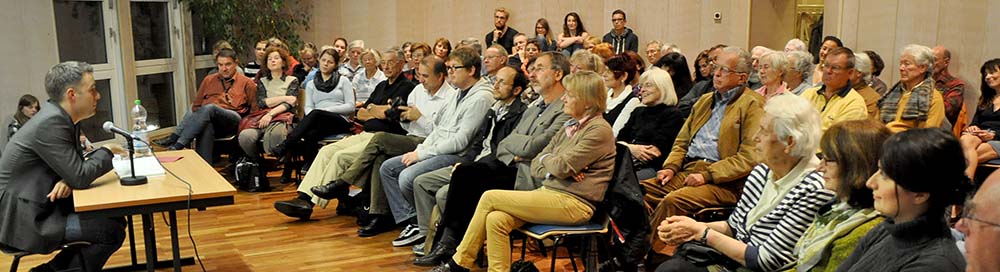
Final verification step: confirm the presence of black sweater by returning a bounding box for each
[616,104,684,168]
[836,213,965,272]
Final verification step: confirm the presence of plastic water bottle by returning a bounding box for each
[131,99,152,157]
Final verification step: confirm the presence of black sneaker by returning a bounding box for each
[392,223,425,247]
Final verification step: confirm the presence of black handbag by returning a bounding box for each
[675,241,741,270]
[510,259,539,272]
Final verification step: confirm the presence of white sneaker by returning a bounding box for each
[392,224,425,247]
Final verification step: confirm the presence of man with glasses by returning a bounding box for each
[485,7,519,53]
[643,47,766,257]
[678,44,728,116]
[377,47,495,244]
[800,47,868,132]
[602,9,639,54]
[956,171,1000,272]
[410,66,529,263]
[482,45,509,85]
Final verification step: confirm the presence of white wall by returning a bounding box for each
[0,0,59,148]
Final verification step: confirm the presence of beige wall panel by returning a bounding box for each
[854,0,899,83]
[0,1,58,147]
[836,0,859,48]
[749,0,796,50]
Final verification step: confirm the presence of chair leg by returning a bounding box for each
[537,239,548,257]
[520,236,528,260]
[550,236,562,272]
[11,255,22,272]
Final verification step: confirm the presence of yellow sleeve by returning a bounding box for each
[923,91,946,129]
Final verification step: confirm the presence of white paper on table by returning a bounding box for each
[112,156,166,178]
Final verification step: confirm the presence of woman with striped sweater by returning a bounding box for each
[655,94,835,271]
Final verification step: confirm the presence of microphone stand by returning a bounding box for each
[120,136,148,186]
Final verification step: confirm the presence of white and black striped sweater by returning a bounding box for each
[726,164,836,271]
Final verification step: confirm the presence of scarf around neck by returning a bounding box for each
[880,77,933,123]
[313,71,341,93]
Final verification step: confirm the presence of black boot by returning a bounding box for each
[427,259,469,272]
[280,161,296,184]
[311,179,351,200]
[152,134,179,146]
[414,227,459,266]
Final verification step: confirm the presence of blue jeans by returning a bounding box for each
[379,154,460,223]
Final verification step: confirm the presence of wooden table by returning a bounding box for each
[74,149,236,272]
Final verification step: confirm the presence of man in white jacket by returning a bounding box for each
[378,47,495,246]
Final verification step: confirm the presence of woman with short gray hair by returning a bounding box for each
[878,44,945,133]
[655,94,834,272]
[755,51,789,100]
[785,51,814,95]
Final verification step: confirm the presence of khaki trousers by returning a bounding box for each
[640,161,744,254]
[296,132,374,208]
[451,188,593,271]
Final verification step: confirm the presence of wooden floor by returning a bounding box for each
[0,164,590,271]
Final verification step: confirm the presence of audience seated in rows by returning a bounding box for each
[338,40,366,82]
[655,94,833,271]
[643,46,764,257]
[652,52,694,99]
[603,53,641,136]
[430,70,616,272]
[602,9,639,55]
[352,49,388,105]
[754,50,790,100]
[960,58,1000,177]
[557,12,589,56]
[933,45,967,125]
[485,7,519,54]
[411,66,532,265]
[812,36,843,86]
[784,50,815,95]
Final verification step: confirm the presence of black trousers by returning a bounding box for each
[174,104,241,161]
[439,158,517,233]
[283,110,353,161]
[50,215,127,272]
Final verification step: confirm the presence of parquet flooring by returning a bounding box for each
[0,164,591,271]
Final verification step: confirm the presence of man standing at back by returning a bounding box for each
[485,7,519,54]
[602,10,639,54]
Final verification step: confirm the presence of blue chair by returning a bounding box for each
[514,143,637,272]
[1,241,91,272]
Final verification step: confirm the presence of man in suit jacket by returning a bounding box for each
[0,62,126,272]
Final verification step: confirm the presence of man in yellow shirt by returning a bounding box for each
[877,44,945,133]
[800,47,868,132]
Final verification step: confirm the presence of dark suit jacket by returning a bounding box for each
[0,101,113,253]
[496,97,572,190]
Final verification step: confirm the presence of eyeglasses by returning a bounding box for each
[815,153,836,163]
[446,65,468,71]
[712,64,745,75]
[962,201,1000,228]
[824,63,850,72]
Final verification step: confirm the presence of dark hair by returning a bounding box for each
[215,48,238,62]
[623,51,645,80]
[612,9,626,20]
[401,41,413,51]
[334,37,348,47]
[420,55,447,76]
[510,67,529,91]
[15,94,39,124]
[606,53,638,84]
[826,47,856,69]
[449,47,482,79]
[263,46,291,79]
[880,129,972,215]
[823,36,844,47]
[655,52,694,95]
[694,50,711,82]
[864,50,885,77]
[979,59,1000,109]
[562,12,587,37]
[318,48,341,66]
[820,120,891,208]
[525,39,541,51]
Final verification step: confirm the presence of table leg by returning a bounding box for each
[127,215,138,266]
[141,213,158,272]
[169,211,181,272]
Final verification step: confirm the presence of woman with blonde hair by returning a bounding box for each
[430,71,616,272]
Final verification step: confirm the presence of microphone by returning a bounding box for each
[102,121,148,186]
[102,121,139,140]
